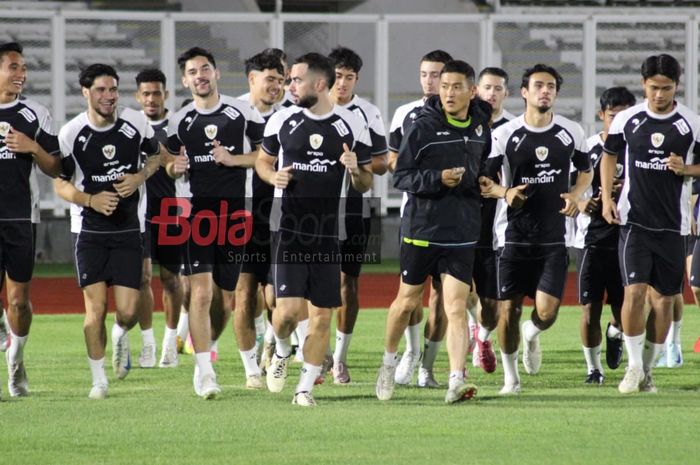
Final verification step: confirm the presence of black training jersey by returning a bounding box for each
[575,134,624,248]
[144,116,173,220]
[604,101,700,235]
[262,105,372,239]
[59,107,160,234]
[491,114,590,247]
[166,95,265,201]
[0,97,59,221]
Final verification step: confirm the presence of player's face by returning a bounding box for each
[643,74,676,114]
[135,81,168,120]
[182,56,219,98]
[439,72,475,118]
[420,61,445,97]
[332,67,358,103]
[522,72,557,113]
[84,75,118,119]
[289,63,319,109]
[598,104,629,134]
[0,51,27,98]
[250,68,284,106]
[478,74,508,114]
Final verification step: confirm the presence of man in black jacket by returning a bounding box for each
[375,60,492,404]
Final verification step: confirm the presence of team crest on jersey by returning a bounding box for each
[475,125,483,137]
[204,124,218,140]
[535,146,549,161]
[102,144,116,160]
[0,122,9,138]
[651,132,664,148]
[309,134,324,150]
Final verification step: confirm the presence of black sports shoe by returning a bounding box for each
[584,369,604,385]
[606,323,623,370]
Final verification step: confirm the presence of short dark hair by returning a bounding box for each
[420,50,453,65]
[244,52,284,77]
[177,47,216,73]
[599,86,636,112]
[478,67,509,86]
[0,42,22,62]
[79,64,119,89]
[262,48,287,64]
[440,60,476,83]
[328,46,363,73]
[135,68,166,88]
[294,52,335,90]
[641,54,681,84]
[521,64,563,92]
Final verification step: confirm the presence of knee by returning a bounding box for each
[392,295,420,316]
[161,274,182,298]
[443,298,467,321]
[309,313,332,335]
[497,302,522,321]
[8,295,31,315]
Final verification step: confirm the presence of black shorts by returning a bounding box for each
[143,221,183,275]
[240,221,271,285]
[577,246,623,306]
[0,221,34,283]
[73,231,143,290]
[271,230,341,308]
[618,225,684,296]
[473,247,498,300]
[400,240,475,286]
[340,217,371,278]
[497,245,568,300]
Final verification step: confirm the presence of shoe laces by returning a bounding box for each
[272,356,288,377]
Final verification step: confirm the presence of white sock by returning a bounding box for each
[194,352,214,377]
[7,330,27,364]
[88,357,108,385]
[209,340,218,352]
[254,315,266,339]
[643,341,664,372]
[422,339,441,370]
[624,333,645,369]
[239,347,261,377]
[163,327,177,350]
[500,350,519,385]
[405,323,421,355]
[176,310,189,340]
[607,324,622,340]
[264,324,275,344]
[478,325,491,342]
[111,323,126,342]
[141,328,155,347]
[670,320,682,345]
[295,319,309,355]
[383,351,398,367]
[333,330,352,364]
[448,370,465,389]
[275,331,293,358]
[522,320,541,342]
[296,362,321,394]
[582,345,603,374]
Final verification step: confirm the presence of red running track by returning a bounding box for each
[15,273,696,315]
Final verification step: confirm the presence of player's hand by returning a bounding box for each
[560,191,581,217]
[113,172,145,198]
[667,152,686,176]
[505,184,527,208]
[577,194,601,215]
[601,196,620,225]
[4,128,39,154]
[274,165,293,189]
[90,191,120,216]
[441,167,465,188]
[479,176,506,199]
[171,154,189,176]
[211,140,235,166]
[340,143,359,175]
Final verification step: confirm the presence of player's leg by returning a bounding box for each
[234,272,263,388]
[417,279,444,387]
[472,248,499,373]
[267,295,304,393]
[578,247,605,384]
[332,271,359,384]
[188,271,218,398]
[159,265,183,367]
[82,282,110,399]
[136,257,156,368]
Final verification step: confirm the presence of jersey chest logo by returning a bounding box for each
[535,146,549,161]
[204,124,218,140]
[0,121,9,138]
[102,144,116,160]
[651,132,664,148]
[309,134,323,150]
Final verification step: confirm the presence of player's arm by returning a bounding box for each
[667,151,700,177]
[211,142,261,168]
[255,147,292,189]
[340,142,373,193]
[4,128,61,177]
[113,142,163,198]
[387,150,398,174]
[561,168,592,217]
[53,178,119,216]
[393,127,454,194]
[371,151,388,175]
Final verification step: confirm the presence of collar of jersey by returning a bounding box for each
[145,110,168,126]
[303,107,335,120]
[444,112,471,128]
[520,113,556,133]
[644,100,678,120]
[83,111,117,132]
[193,97,222,115]
[335,94,358,109]
[0,97,20,110]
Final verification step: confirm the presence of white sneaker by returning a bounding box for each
[522,324,542,375]
[292,391,317,407]
[375,363,396,401]
[0,310,8,352]
[666,342,683,368]
[6,352,29,397]
[266,353,290,393]
[499,380,521,395]
[138,343,156,368]
[259,340,275,376]
[416,367,439,388]
[88,382,108,400]
[618,366,644,394]
[193,365,202,396]
[639,369,657,393]
[472,340,481,368]
[655,348,668,368]
[112,330,131,380]
[246,374,264,390]
[394,351,421,385]
[199,373,221,400]
[445,381,478,404]
[159,345,179,368]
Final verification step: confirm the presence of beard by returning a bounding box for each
[536,104,551,114]
[297,94,318,109]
